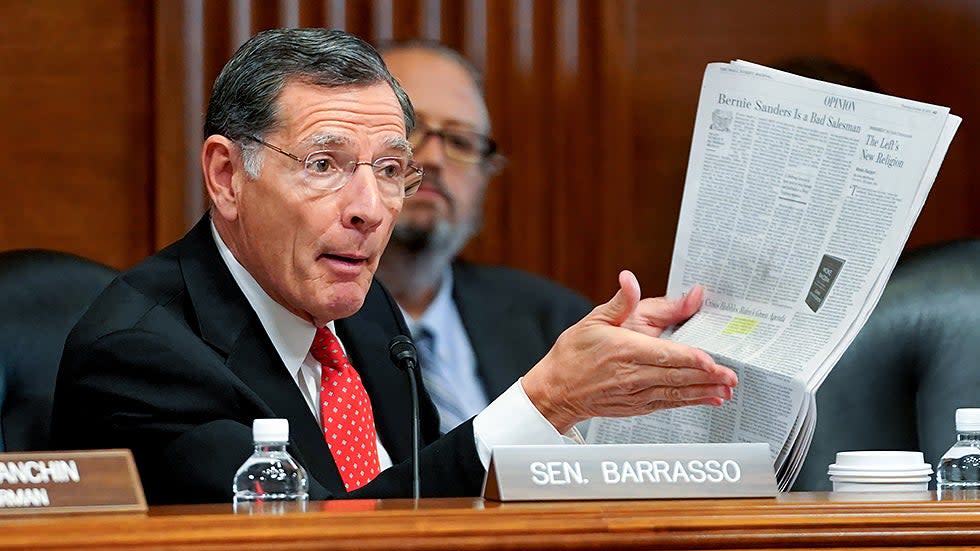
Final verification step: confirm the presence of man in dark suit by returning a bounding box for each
[375,41,592,434]
[51,28,737,505]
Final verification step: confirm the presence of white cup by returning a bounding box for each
[828,451,933,492]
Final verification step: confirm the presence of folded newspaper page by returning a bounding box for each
[586,60,961,490]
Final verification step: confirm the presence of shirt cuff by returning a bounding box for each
[472,378,580,469]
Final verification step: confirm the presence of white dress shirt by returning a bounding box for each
[210,221,567,472]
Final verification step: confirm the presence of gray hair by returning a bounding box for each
[205,28,415,178]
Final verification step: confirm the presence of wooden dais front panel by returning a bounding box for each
[0,493,979,549]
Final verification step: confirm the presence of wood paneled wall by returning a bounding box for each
[2,0,977,301]
[0,0,154,269]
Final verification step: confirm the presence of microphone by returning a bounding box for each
[389,335,419,371]
[388,335,421,500]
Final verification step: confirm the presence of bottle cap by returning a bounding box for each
[955,409,980,431]
[252,418,289,443]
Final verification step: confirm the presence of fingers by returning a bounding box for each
[677,284,704,320]
[598,379,735,418]
[622,284,705,335]
[603,338,738,413]
[640,363,737,390]
[619,270,641,303]
[613,361,736,403]
[637,382,734,405]
[639,396,731,414]
[586,270,641,327]
[626,335,734,379]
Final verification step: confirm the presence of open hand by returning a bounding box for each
[521,271,737,433]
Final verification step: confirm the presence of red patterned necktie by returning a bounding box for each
[310,326,381,491]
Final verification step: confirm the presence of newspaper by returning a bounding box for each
[586,60,962,490]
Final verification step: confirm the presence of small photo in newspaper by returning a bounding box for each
[805,254,845,312]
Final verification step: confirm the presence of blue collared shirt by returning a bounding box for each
[403,267,489,433]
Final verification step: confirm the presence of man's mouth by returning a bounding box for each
[321,253,368,266]
[415,182,447,200]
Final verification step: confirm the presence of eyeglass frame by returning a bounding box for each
[242,135,424,198]
[408,121,498,165]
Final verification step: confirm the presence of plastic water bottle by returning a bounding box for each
[233,419,309,509]
[936,408,980,499]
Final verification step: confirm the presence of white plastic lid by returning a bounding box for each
[830,450,926,469]
[252,418,289,443]
[827,450,931,479]
[955,409,980,431]
[830,474,932,483]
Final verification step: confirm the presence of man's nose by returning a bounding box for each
[340,165,386,232]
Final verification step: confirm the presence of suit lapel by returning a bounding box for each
[224,317,345,492]
[177,217,254,355]
[177,216,345,493]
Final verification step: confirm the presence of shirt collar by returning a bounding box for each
[404,265,455,338]
[210,220,334,371]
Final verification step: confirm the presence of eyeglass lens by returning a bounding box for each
[408,125,492,164]
[302,150,420,197]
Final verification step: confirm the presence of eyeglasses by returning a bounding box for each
[245,136,423,199]
[408,122,497,164]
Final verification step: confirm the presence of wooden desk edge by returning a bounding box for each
[0,492,979,550]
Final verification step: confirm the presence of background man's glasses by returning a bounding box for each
[408,123,497,164]
[245,136,423,199]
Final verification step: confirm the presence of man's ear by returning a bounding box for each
[202,135,243,221]
[482,152,508,177]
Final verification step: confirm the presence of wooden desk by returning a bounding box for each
[2,492,979,550]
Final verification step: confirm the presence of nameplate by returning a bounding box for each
[0,449,147,515]
[483,443,776,501]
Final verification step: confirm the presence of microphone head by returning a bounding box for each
[388,334,418,371]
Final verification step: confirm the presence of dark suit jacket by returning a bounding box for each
[449,261,593,400]
[51,217,485,504]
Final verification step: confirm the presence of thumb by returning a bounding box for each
[588,270,641,327]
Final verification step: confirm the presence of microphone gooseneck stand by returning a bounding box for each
[388,335,421,500]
